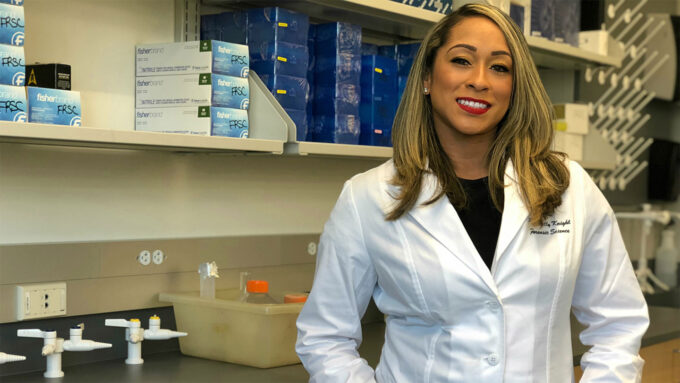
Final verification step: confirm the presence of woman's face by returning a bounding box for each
[425,16,513,142]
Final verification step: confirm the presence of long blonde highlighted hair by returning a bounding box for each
[387,3,569,227]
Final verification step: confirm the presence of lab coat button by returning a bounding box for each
[487,353,499,366]
[486,301,500,311]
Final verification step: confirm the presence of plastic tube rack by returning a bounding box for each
[584,0,661,191]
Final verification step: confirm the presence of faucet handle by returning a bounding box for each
[105,319,140,328]
[17,329,54,339]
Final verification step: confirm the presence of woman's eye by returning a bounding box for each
[451,57,469,65]
[491,64,509,73]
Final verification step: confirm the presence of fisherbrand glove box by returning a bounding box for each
[135,73,249,110]
[135,106,248,138]
[136,40,249,78]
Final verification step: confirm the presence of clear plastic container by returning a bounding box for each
[242,280,278,304]
[158,289,305,368]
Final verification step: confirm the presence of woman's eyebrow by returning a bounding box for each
[447,44,511,58]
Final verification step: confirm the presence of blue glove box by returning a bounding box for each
[378,42,420,77]
[247,7,309,45]
[259,74,308,110]
[361,55,397,98]
[314,22,361,56]
[310,113,361,144]
[286,108,308,141]
[313,82,360,116]
[250,41,309,78]
[314,53,361,86]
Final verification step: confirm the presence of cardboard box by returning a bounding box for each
[0,83,25,121]
[0,3,23,46]
[553,103,589,135]
[135,73,249,110]
[26,63,71,90]
[135,106,248,138]
[27,87,81,126]
[579,30,608,56]
[554,131,583,161]
[136,41,249,78]
[0,43,23,85]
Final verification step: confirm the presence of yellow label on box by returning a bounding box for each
[277,56,288,62]
[375,68,383,74]
[278,22,288,27]
[553,121,567,132]
[277,89,287,95]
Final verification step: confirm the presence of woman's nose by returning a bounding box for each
[466,66,489,91]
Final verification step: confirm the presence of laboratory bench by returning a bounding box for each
[3,306,680,382]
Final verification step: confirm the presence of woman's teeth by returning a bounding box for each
[458,99,489,109]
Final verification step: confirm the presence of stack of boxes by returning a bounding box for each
[531,0,580,47]
[134,40,250,138]
[306,24,316,141]
[247,7,310,141]
[553,103,589,161]
[379,43,419,101]
[0,0,82,127]
[310,22,362,144]
[0,0,25,123]
[360,55,397,147]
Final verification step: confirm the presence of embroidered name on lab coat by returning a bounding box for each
[529,219,572,235]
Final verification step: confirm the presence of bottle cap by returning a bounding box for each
[284,293,308,303]
[246,280,269,293]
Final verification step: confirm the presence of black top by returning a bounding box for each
[452,177,503,270]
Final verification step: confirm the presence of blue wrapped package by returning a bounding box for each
[379,43,420,77]
[306,24,316,136]
[510,4,525,32]
[531,0,555,40]
[398,76,408,101]
[313,82,360,116]
[359,120,391,146]
[259,74,308,110]
[247,7,309,45]
[250,40,308,78]
[360,55,397,147]
[314,22,361,56]
[361,43,378,55]
[310,113,360,144]
[361,55,397,97]
[554,0,580,47]
[359,96,394,147]
[286,108,307,141]
[314,53,361,86]
[215,11,249,44]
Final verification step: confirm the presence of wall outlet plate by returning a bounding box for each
[16,282,67,321]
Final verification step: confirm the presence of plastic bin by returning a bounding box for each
[158,289,303,368]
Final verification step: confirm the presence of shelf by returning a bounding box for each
[0,121,285,154]
[284,141,392,159]
[205,0,622,69]
[525,36,622,69]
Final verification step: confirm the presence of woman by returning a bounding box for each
[296,3,649,382]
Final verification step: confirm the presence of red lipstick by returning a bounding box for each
[457,97,490,115]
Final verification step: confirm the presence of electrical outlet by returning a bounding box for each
[138,250,151,266]
[16,282,67,321]
[152,249,164,265]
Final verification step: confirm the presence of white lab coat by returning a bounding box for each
[296,159,649,383]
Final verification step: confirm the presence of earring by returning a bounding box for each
[424,87,429,94]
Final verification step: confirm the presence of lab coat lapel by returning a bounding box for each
[406,171,500,295]
[493,160,530,271]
